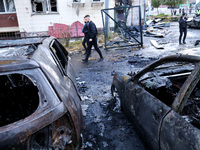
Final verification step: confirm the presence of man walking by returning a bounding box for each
[179,13,187,45]
[82,15,103,62]
[82,19,89,55]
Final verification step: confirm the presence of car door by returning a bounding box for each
[124,78,171,150]
[160,62,200,150]
[123,56,198,149]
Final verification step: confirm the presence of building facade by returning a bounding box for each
[0,0,145,38]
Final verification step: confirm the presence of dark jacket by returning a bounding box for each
[179,16,187,28]
[88,21,98,39]
[82,23,89,35]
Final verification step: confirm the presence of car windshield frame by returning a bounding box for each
[132,55,200,114]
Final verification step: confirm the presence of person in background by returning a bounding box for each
[179,8,181,14]
[174,10,177,16]
[82,18,89,55]
[179,13,188,45]
[189,8,192,14]
[182,8,185,15]
[82,15,104,62]
[196,7,200,17]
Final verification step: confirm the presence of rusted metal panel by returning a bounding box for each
[160,110,200,150]
[124,83,170,150]
[0,36,83,149]
[0,13,19,28]
[112,54,200,150]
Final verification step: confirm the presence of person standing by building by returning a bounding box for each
[174,9,177,16]
[179,8,181,14]
[179,13,187,45]
[182,8,185,14]
[82,19,89,55]
[82,15,104,62]
[189,8,192,14]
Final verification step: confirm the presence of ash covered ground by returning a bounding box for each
[70,22,200,150]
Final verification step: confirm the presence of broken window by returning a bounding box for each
[139,62,194,106]
[138,61,200,129]
[0,74,39,127]
[182,76,200,129]
[50,40,68,74]
[0,0,16,13]
[31,0,57,14]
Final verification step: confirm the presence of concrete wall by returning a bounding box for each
[14,0,115,33]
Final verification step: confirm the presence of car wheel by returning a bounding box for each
[111,85,123,111]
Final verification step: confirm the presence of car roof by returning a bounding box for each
[0,36,53,72]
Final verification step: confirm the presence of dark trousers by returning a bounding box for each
[82,36,88,53]
[85,37,103,60]
[179,27,187,43]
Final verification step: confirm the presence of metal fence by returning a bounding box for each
[101,5,143,50]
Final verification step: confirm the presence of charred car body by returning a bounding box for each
[112,55,200,150]
[0,36,83,149]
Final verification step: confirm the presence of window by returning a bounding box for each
[139,62,194,106]
[31,0,57,14]
[50,40,68,75]
[0,74,39,127]
[0,0,16,13]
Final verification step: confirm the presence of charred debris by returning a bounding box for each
[128,60,200,129]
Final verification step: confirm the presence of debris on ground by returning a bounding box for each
[150,40,164,49]
[195,40,200,46]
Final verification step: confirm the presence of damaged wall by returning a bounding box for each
[14,0,115,34]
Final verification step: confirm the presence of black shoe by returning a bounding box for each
[82,59,88,62]
[98,58,104,62]
[183,41,186,44]
[179,42,182,45]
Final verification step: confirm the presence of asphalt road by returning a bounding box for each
[70,21,200,150]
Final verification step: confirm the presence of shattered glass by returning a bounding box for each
[31,0,57,13]
[0,46,34,58]
[5,0,15,12]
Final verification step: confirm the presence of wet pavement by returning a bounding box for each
[70,22,200,150]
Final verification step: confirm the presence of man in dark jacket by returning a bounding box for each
[82,15,103,62]
[179,13,187,45]
[82,19,89,55]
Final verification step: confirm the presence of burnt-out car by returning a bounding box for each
[0,36,83,149]
[111,55,200,150]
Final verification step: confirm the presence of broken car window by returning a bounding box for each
[0,74,39,127]
[50,40,68,75]
[0,0,16,12]
[139,62,194,106]
[31,0,57,14]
